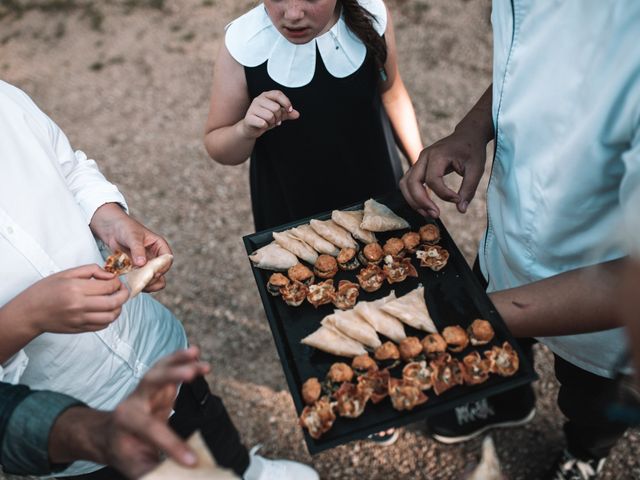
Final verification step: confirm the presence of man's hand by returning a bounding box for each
[400,85,494,218]
[1,264,128,338]
[90,203,172,292]
[400,130,488,217]
[49,347,211,479]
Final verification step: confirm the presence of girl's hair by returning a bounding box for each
[339,0,388,76]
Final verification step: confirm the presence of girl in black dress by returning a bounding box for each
[204,0,423,232]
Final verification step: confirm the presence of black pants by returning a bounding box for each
[473,260,627,459]
[62,377,250,480]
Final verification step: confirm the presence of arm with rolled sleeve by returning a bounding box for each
[45,114,129,224]
[0,383,83,476]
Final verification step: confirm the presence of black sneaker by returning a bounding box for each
[546,449,605,480]
[367,428,399,446]
[427,397,535,444]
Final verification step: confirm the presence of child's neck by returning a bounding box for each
[316,3,342,38]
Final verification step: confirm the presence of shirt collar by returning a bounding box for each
[225,0,387,88]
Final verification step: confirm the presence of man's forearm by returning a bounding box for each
[454,84,494,144]
[48,406,111,466]
[1,388,84,476]
[0,301,40,364]
[490,258,626,337]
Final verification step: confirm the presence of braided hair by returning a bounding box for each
[339,0,388,79]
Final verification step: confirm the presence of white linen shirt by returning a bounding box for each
[480,1,640,378]
[0,81,187,475]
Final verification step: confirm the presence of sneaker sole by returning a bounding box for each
[368,430,400,447]
[431,408,536,445]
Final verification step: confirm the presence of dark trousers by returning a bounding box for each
[473,260,627,459]
[62,377,250,480]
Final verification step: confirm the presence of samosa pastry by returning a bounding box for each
[301,325,367,357]
[322,309,381,349]
[331,210,377,244]
[380,286,438,333]
[289,224,340,256]
[141,431,239,480]
[272,231,318,265]
[361,199,410,232]
[104,251,132,275]
[249,242,298,271]
[353,292,406,343]
[125,254,173,298]
[309,219,358,250]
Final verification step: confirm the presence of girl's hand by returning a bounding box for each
[11,264,129,335]
[239,90,300,139]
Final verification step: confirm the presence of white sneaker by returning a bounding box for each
[243,445,319,480]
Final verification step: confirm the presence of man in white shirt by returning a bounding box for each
[401,2,639,479]
[0,80,317,480]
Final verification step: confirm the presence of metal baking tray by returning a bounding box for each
[243,190,536,454]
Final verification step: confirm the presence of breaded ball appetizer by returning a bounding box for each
[267,273,289,296]
[442,325,470,352]
[314,254,338,279]
[399,337,423,361]
[301,377,322,405]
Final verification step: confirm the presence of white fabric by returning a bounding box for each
[0,80,187,476]
[225,0,387,88]
[481,1,640,378]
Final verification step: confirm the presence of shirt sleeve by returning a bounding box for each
[46,117,129,224]
[0,351,29,384]
[620,120,640,258]
[0,384,84,476]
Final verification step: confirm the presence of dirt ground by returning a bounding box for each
[1,0,638,479]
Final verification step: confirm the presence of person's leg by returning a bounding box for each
[426,259,536,443]
[169,376,250,477]
[554,355,628,459]
[545,355,628,479]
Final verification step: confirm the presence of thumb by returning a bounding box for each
[126,233,147,267]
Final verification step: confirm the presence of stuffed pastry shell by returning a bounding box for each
[361,199,410,232]
[353,292,406,343]
[380,286,438,333]
[322,309,381,349]
[273,231,318,265]
[331,210,377,244]
[301,325,367,357]
[289,225,340,256]
[249,242,298,271]
[309,219,358,250]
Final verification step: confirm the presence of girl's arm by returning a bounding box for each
[379,7,423,165]
[204,44,299,166]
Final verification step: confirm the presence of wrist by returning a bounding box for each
[89,203,127,245]
[49,407,111,466]
[235,118,260,140]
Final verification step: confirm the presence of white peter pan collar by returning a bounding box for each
[225,0,387,88]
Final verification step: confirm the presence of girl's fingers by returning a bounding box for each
[263,90,294,111]
[254,107,278,127]
[246,114,269,130]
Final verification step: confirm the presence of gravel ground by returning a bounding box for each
[1,1,638,478]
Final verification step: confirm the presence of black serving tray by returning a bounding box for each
[243,190,536,454]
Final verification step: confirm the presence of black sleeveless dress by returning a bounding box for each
[245,47,403,231]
